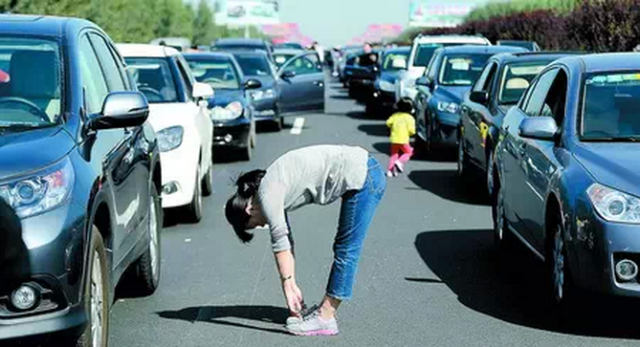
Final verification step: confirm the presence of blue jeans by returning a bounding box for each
[326,156,386,300]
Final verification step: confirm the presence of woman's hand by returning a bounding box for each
[282,279,304,316]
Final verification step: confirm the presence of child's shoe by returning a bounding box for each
[394,161,404,174]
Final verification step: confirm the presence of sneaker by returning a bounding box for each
[286,303,314,325]
[286,306,339,336]
[386,170,394,178]
[394,161,404,173]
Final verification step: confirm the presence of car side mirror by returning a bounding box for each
[89,91,149,131]
[519,117,559,141]
[193,82,214,100]
[416,76,433,89]
[244,79,262,90]
[470,91,489,105]
[281,70,296,79]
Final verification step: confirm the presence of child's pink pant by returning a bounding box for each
[388,143,414,171]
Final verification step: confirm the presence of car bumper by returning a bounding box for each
[0,200,89,341]
[571,212,640,297]
[160,146,198,209]
[212,118,251,148]
[431,112,461,145]
[371,89,396,107]
[252,99,278,121]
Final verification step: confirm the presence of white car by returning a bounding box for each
[118,44,214,223]
[395,35,491,102]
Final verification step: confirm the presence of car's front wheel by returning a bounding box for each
[202,164,213,197]
[76,229,109,347]
[457,136,469,182]
[129,188,162,296]
[184,167,203,223]
[548,220,575,307]
[492,179,511,249]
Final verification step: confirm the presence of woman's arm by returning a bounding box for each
[275,250,304,315]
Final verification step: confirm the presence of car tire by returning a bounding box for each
[486,150,495,198]
[184,167,203,223]
[76,229,109,347]
[240,143,252,161]
[250,125,257,149]
[548,219,576,309]
[129,188,162,296]
[202,165,213,197]
[492,179,511,250]
[457,136,470,183]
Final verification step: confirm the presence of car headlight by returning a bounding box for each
[251,88,276,101]
[211,101,244,121]
[0,158,74,219]
[587,183,640,223]
[157,126,184,152]
[379,80,395,92]
[437,101,460,114]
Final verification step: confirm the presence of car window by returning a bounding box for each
[426,52,442,81]
[522,69,559,117]
[79,35,109,115]
[582,72,640,139]
[0,37,62,126]
[274,53,297,69]
[125,57,179,103]
[498,61,551,105]
[234,55,271,76]
[176,57,195,99]
[283,54,321,75]
[89,34,126,92]
[539,70,568,126]
[187,58,241,90]
[473,62,496,93]
[383,51,409,71]
[438,53,492,86]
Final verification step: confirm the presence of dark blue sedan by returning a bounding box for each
[493,53,640,306]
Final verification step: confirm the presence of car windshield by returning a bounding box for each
[413,43,466,67]
[383,51,409,71]
[234,55,272,76]
[582,72,640,140]
[186,59,240,90]
[439,54,491,86]
[125,58,178,103]
[273,53,297,69]
[498,61,550,105]
[0,37,62,129]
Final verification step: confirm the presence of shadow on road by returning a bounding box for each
[330,94,352,100]
[414,229,640,339]
[358,124,389,137]
[408,170,488,206]
[157,305,290,335]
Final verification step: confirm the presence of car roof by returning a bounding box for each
[215,38,267,46]
[117,43,179,58]
[439,45,525,55]
[491,51,583,64]
[0,14,94,38]
[415,35,490,45]
[182,52,235,60]
[561,53,640,73]
[274,48,305,55]
[225,49,269,58]
[384,47,411,55]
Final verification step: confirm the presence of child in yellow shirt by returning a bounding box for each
[386,97,416,177]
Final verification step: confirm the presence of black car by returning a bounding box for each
[367,46,411,114]
[184,52,262,160]
[0,15,162,346]
[493,53,640,306]
[458,52,577,195]
[212,38,274,61]
[227,50,325,130]
[346,49,383,101]
[414,45,526,151]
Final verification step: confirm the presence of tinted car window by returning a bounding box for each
[438,54,492,86]
[89,34,126,92]
[0,37,62,125]
[283,54,321,75]
[187,59,241,90]
[522,69,558,117]
[176,57,194,98]
[582,72,640,139]
[414,43,465,67]
[473,62,497,93]
[383,51,409,71]
[274,53,297,68]
[125,57,179,103]
[234,55,272,76]
[498,61,550,105]
[79,35,109,115]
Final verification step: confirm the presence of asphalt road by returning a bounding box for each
[109,78,640,347]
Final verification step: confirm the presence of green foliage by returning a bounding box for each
[466,0,580,22]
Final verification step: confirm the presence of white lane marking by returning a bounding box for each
[290,117,305,135]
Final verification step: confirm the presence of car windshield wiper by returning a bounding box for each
[0,123,44,133]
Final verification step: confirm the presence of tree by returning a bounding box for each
[192,0,214,46]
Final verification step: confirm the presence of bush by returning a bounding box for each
[467,0,580,22]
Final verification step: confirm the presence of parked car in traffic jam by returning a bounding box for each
[396,35,492,103]
[458,52,578,196]
[212,38,274,62]
[493,53,640,307]
[367,46,411,114]
[497,40,541,52]
[184,52,261,160]
[273,48,305,69]
[119,44,214,223]
[414,45,526,151]
[346,49,383,101]
[0,15,163,347]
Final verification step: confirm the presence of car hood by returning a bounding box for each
[148,103,196,132]
[207,89,247,108]
[246,75,276,89]
[379,71,401,84]
[573,143,640,197]
[0,126,75,180]
[434,85,471,103]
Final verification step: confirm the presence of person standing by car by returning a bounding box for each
[225,145,386,336]
[0,199,30,297]
[386,97,416,177]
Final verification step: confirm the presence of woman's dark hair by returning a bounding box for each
[225,169,266,243]
[395,97,414,115]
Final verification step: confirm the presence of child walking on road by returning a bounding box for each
[386,97,416,177]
